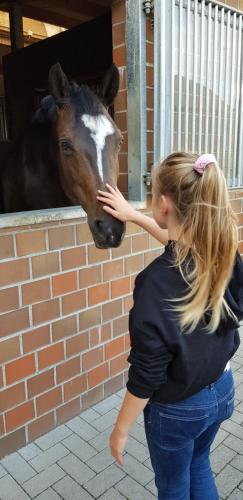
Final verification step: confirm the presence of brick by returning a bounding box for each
[124,333,131,350]
[35,424,72,450]
[82,385,103,410]
[112,1,126,24]
[114,111,127,132]
[32,252,59,278]
[56,356,80,383]
[118,153,128,173]
[62,289,86,315]
[117,173,128,194]
[0,287,19,313]
[56,398,81,425]
[132,233,150,253]
[89,326,100,346]
[111,276,130,298]
[125,253,144,274]
[0,367,3,388]
[57,453,95,486]
[36,387,62,416]
[16,230,46,256]
[110,352,128,376]
[76,223,93,244]
[101,322,111,342]
[0,414,4,435]
[0,428,26,460]
[102,298,122,321]
[32,298,60,325]
[215,464,243,498]
[88,362,109,388]
[64,373,87,401]
[124,294,133,313]
[28,369,55,398]
[103,259,123,281]
[83,346,104,371]
[38,342,64,370]
[111,236,131,258]
[114,89,127,113]
[147,87,153,108]
[52,271,77,296]
[66,331,89,357]
[62,432,97,462]
[6,401,35,432]
[23,325,50,353]
[84,463,125,498]
[28,412,55,442]
[53,475,93,499]
[6,354,36,384]
[88,245,110,264]
[144,249,161,267]
[0,259,29,287]
[61,246,86,270]
[1,452,36,484]
[147,65,154,88]
[104,373,124,398]
[113,315,128,336]
[0,308,29,338]
[113,21,125,47]
[79,305,101,330]
[79,264,102,287]
[0,383,25,412]
[52,315,77,341]
[0,336,20,364]
[105,337,124,360]
[22,463,66,498]
[22,278,50,305]
[29,443,69,473]
[113,46,126,68]
[0,235,14,259]
[49,226,75,250]
[88,283,110,306]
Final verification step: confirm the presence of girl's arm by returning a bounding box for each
[109,390,149,466]
[97,184,169,246]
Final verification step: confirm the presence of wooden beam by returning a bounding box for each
[31,0,108,21]
[8,1,24,50]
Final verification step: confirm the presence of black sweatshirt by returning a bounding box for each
[126,240,243,403]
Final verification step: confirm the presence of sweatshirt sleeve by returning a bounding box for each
[126,271,174,399]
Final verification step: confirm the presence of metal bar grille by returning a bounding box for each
[153,0,243,187]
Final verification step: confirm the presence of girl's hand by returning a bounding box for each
[97,184,136,222]
[109,425,128,466]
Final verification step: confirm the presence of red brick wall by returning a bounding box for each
[0,216,162,458]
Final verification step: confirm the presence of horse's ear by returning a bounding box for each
[48,62,70,100]
[100,64,120,107]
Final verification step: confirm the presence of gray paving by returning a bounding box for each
[0,327,243,499]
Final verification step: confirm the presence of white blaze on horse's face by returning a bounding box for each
[81,114,115,182]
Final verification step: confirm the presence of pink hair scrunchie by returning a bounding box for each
[193,154,216,175]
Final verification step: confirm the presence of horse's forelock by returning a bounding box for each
[33,95,57,124]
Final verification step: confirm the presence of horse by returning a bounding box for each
[0,63,125,249]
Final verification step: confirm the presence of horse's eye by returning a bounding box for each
[60,139,73,155]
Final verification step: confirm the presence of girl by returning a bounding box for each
[97,152,243,500]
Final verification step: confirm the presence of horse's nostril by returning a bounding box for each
[95,219,105,230]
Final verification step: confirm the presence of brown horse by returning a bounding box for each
[0,63,125,248]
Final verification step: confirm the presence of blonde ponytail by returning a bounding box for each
[153,152,239,334]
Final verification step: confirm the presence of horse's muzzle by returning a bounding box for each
[90,218,125,248]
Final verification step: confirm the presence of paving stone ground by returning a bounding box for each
[1,327,243,500]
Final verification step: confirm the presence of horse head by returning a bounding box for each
[48,62,125,248]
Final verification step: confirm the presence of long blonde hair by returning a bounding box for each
[153,152,239,334]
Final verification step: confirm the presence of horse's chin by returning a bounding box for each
[94,238,122,249]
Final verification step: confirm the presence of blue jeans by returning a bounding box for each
[143,368,235,500]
